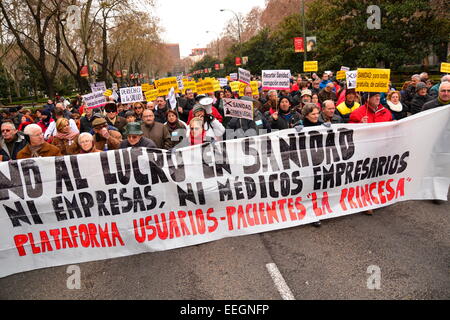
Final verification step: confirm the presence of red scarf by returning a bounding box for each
[190,130,206,145]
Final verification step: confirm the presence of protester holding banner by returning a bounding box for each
[164,109,188,149]
[78,132,101,153]
[119,122,157,149]
[51,118,81,155]
[17,124,62,159]
[349,93,393,123]
[141,109,172,149]
[410,82,433,115]
[335,89,360,123]
[0,121,27,161]
[91,117,122,151]
[386,91,407,120]
[267,96,302,130]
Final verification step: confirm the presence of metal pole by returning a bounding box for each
[301,0,307,63]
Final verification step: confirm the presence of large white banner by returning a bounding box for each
[0,107,449,278]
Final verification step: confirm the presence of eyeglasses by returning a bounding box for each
[94,124,108,129]
[440,89,450,93]
[1,129,12,133]
[135,107,143,109]
[106,110,116,113]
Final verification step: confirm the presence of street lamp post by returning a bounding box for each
[220,8,242,60]
[206,30,220,60]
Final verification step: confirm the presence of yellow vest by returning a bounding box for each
[337,101,360,115]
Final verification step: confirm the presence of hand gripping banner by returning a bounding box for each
[0,107,449,278]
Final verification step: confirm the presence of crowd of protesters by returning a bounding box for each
[1,71,449,161]
[0,70,448,225]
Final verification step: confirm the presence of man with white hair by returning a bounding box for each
[422,81,450,111]
[17,124,62,159]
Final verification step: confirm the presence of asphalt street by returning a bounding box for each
[0,196,448,300]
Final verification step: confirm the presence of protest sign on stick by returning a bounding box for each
[356,68,391,93]
[120,86,144,104]
[262,70,291,90]
[223,98,254,120]
[82,91,107,109]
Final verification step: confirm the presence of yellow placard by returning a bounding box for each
[103,89,113,97]
[238,82,249,96]
[336,70,346,80]
[212,80,221,92]
[196,80,215,95]
[250,81,259,95]
[144,89,159,102]
[441,62,450,73]
[356,68,391,93]
[141,83,153,92]
[155,77,178,92]
[303,61,318,72]
[230,81,240,92]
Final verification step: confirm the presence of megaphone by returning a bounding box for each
[199,97,214,114]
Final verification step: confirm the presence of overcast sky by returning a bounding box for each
[153,0,267,58]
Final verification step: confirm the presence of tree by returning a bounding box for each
[0,0,63,98]
[306,0,450,70]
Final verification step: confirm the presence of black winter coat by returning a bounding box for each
[410,94,433,114]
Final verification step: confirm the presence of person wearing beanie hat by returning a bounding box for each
[336,89,361,123]
[36,108,54,133]
[105,102,127,136]
[409,82,433,114]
